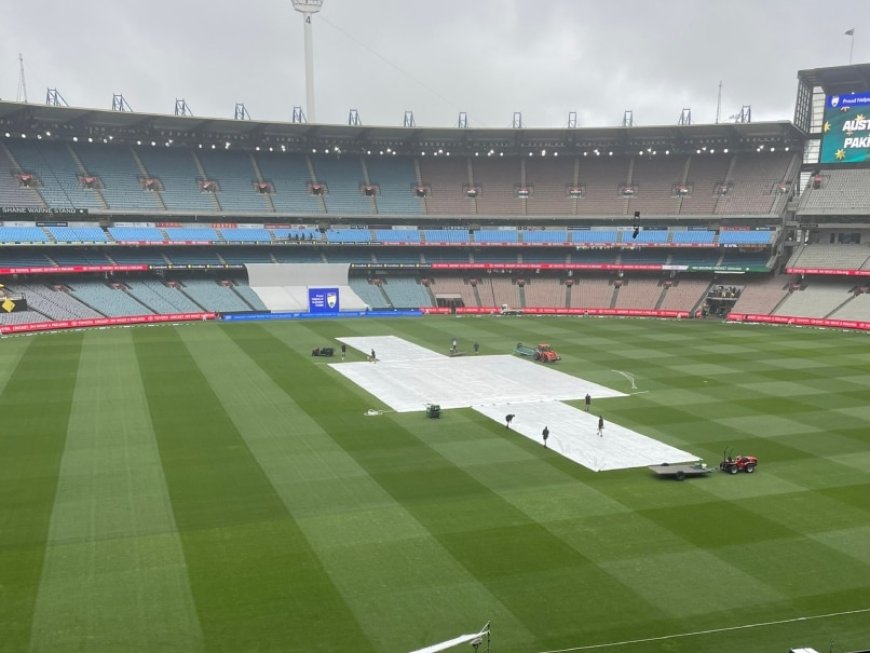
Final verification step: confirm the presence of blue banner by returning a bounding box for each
[221,310,422,322]
[308,287,340,313]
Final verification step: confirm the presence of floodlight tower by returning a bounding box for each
[292,0,323,123]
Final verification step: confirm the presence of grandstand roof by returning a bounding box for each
[797,63,870,95]
[0,101,804,156]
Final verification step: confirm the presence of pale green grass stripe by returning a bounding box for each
[0,335,33,394]
[179,326,537,653]
[29,330,203,653]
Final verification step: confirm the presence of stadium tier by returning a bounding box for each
[2,95,870,333]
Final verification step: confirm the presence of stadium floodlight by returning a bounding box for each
[291,0,324,123]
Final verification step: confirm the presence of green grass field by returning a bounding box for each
[1,316,869,653]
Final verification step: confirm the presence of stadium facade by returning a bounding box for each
[1,63,869,334]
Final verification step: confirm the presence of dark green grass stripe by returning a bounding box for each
[133,327,374,653]
[230,324,677,648]
[0,333,82,653]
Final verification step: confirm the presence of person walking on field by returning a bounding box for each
[597,415,604,437]
[505,414,515,429]
[542,426,550,448]
[341,343,346,360]
[585,393,591,412]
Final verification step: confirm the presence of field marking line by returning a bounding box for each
[533,606,870,653]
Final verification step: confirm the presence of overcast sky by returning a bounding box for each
[2,0,869,129]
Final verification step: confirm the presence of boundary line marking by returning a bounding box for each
[534,606,870,653]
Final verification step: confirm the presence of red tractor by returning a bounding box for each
[534,344,561,363]
[720,448,758,474]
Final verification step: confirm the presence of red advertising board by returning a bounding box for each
[727,313,870,331]
[786,267,870,277]
[0,312,216,335]
[0,265,149,276]
[421,307,689,318]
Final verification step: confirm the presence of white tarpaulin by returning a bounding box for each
[330,335,699,471]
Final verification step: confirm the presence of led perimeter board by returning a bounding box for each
[820,91,870,163]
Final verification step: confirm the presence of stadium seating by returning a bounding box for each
[571,276,616,308]
[718,230,775,246]
[348,278,391,309]
[525,157,576,216]
[797,169,870,215]
[627,155,685,216]
[523,230,568,244]
[423,229,469,244]
[471,159,523,215]
[570,229,617,245]
[68,281,155,316]
[774,279,855,318]
[381,277,434,308]
[787,244,870,270]
[196,150,269,213]
[219,228,272,243]
[310,155,372,214]
[164,228,219,243]
[374,229,420,244]
[254,152,323,214]
[74,143,164,211]
[6,282,103,319]
[0,227,49,243]
[613,277,665,309]
[4,141,105,210]
[418,158,476,215]
[178,279,253,312]
[671,230,715,245]
[680,154,731,215]
[657,278,710,311]
[576,156,631,216]
[125,279,202,313]
[0,144,46,209]
[364,157,423,215]
[136,148,217,212]
[47,226,108,243]
[474,229,518,244]
[108,227,166,243]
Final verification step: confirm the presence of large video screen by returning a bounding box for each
[820,91,870,164]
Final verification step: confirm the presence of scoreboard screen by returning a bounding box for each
[820,91,870,164]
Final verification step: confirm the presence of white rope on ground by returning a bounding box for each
[533,606,870,653]
[612,370,638,390]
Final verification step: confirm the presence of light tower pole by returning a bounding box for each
[292,0,323,123]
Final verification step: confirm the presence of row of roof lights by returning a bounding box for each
[0,132,791,155]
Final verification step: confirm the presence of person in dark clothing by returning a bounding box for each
[585,393,591,412]
[542,426,550,448]
[597,415,604,437]
[505,414,515,429]
[473,342,480,354]
[370,349,376,362]
[341,343,346,360]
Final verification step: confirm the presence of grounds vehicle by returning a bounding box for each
[514,343,561,363]
[648,461,712,481]
[719,449,758,474]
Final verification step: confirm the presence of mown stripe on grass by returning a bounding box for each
[233,323,676,649]
[0,335,34,395]
[29,330,203,653]
[0,332,82,653]
[182,325,537,652]
[133,326,373,653]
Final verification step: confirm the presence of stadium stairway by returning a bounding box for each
[66,144,109,209]
[248,152,277,212]
[130,149,168,211]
